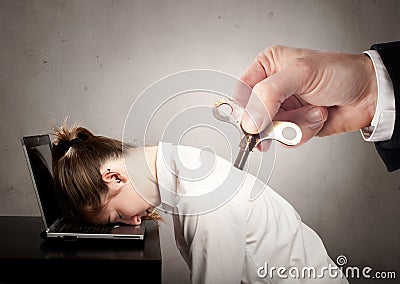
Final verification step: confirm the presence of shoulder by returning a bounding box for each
[158,142,231,170]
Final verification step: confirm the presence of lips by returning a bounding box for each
[137,207,154,220]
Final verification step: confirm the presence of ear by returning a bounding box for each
[101,169,127,185]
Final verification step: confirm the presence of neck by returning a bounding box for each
[124,146,161,207]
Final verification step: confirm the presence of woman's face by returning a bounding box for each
[93,182,154,226]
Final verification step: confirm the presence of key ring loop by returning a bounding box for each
[212,98,244,129]
[255,121,302,146]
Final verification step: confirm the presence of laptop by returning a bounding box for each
[21,134,146,241]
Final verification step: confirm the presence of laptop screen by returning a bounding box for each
[22,135,62,228]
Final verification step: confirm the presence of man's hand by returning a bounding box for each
[236,45,378,149]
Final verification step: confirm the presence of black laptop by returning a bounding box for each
[21,134,146,241]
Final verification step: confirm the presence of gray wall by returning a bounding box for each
[1,1,400,283]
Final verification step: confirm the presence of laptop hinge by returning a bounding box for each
[49,218,63,231]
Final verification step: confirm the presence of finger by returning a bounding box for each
[234,59,268,107]
[236,45,309,107]
[256,140,272,152]
[232,76,254,108]
[233,45,316,110]
[241,62,310,134]
[240,57,268,89]
[239,45,315,88]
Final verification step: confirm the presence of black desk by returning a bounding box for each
[0,216,162,283]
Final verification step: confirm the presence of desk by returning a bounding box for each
[0,216,162,283]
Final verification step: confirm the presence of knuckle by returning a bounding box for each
[256,45,287,73]
[258,45,284,62]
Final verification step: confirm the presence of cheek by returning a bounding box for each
[120,186,149,213]
[132,191,150,211]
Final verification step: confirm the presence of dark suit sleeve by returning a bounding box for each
[370,41,400,172]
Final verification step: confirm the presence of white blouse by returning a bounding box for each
[156,142,349,284]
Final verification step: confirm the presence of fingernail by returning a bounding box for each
[309,123,323,130]
[306,107,323,123]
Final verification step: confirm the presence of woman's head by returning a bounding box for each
[51,121,160,225]
[52,122,127,223]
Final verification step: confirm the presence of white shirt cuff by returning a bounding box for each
[361,50,395,142]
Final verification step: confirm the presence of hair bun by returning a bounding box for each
[69,132,89,146]
[52,120,94,158]
[77,132,89,141]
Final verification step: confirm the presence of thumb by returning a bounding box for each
[241,63,309,134]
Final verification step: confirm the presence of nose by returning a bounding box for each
[118,215,141,226]
[130,215,142,225]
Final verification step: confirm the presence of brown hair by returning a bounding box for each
[51,121,161,224]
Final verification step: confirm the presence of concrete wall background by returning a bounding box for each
[1,1,399,283]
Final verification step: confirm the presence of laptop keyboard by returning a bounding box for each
[55,222,114,234]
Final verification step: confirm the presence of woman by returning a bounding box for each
[52,122,348,284]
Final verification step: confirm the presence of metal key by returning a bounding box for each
[212,97,302,170]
